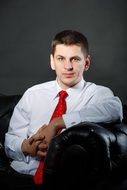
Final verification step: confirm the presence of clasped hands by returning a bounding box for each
[21,117,65,159]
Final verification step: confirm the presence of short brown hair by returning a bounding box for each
[51,30,89,56]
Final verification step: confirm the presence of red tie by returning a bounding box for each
[33,90,68,185]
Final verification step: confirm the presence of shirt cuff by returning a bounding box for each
[13,138,30,163]
[63,111,82,128]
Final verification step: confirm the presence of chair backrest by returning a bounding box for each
[123,104,127,124]
[0,94,22,172]
[0,94,22,146]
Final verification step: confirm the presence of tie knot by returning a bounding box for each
[59,90,68,99]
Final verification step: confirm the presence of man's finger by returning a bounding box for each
[29,135,45,144]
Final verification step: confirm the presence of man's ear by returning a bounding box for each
[84,55,91,71]
[50,54,55,70]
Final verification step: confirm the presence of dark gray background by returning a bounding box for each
[0,0,127,104]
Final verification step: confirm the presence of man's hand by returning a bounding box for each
[29,124,55,144]
[49,116,66,134]
[22,117,66,158]
[28,124,56,158]
[21,135,45,157]
[29,117,65,145]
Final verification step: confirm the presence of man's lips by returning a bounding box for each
[63,73,74,78]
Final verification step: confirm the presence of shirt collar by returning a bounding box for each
[52,81,63,100]
[67,78,86,96]
[53,78,86,99]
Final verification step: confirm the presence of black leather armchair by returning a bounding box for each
[0,94,127,190]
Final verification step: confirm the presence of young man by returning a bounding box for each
[4,30,123,189]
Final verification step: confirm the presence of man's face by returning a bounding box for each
[50,44,90,89]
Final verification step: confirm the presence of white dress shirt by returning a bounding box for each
[4,79,123,175]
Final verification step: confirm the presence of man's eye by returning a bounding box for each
[72,58,80,62]
[57,57,64,61]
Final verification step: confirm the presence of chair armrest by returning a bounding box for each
[0,142,10,174]
[43,122,117,189]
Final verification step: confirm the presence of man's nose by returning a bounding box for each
[64,60,73,70]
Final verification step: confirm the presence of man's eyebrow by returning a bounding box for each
[71,55,80,58]
[56,55,81,60]
[56,55,64,57]
[70,56,81,59]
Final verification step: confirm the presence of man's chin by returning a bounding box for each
[62,79,77,87]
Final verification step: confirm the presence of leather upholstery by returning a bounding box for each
[0,94,22,173]
[43,122,127,190]
[0,94,127,190]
